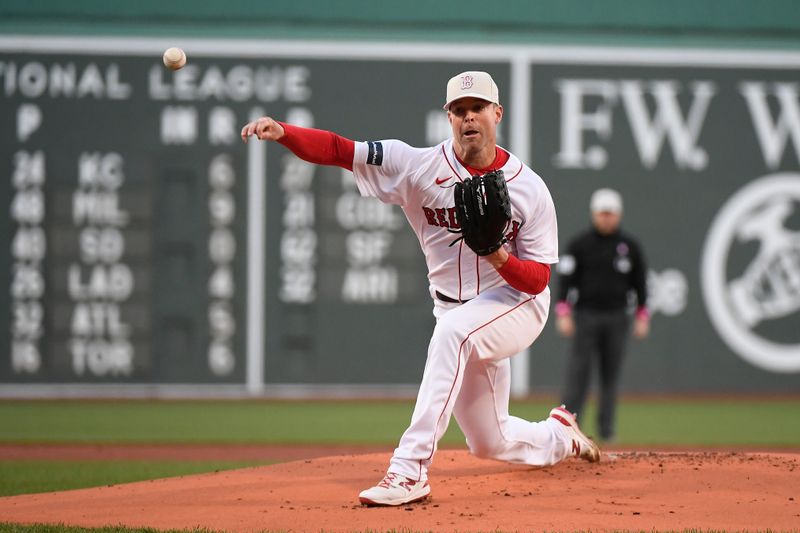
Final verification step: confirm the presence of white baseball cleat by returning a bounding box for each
[358,472,431,506]
[549,405,602,462]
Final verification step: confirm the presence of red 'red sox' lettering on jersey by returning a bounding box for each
[422,205,523,244]
[422,206,460,229]
[505,220,521,243]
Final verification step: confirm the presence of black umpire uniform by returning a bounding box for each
[555,188,648,442]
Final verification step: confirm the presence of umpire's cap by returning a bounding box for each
[590,188,623,214]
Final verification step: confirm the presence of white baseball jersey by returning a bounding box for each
[346,137,579,485]
[351,138,558,301]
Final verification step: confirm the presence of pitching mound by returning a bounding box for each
[0,449,797,532]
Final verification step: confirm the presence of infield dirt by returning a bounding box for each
[0,448,797,532]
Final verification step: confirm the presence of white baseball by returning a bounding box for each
[162,47,186,70]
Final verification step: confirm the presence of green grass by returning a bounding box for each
[0,398,798,499]
[0,460,268,497]
[0,400,421,445]
[517,399,800,447]
[1,398,799,447]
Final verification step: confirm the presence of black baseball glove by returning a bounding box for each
[451,170,512,256]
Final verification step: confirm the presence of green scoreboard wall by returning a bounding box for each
[1,36,798,394]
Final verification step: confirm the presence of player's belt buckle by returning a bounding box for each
[435,290,470,304]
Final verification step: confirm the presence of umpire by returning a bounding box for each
[555,188,649,443]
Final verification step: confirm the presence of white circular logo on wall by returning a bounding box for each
[701,173,800,373]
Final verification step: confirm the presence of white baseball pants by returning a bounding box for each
[389,285,572,481]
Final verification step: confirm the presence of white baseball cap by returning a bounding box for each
[443,71,500,110]
[590,188,623,214]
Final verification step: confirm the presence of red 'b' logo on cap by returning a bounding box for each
[461,75,474,90]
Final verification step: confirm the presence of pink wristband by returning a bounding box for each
[636,306,650,320]
[555,302,572,317]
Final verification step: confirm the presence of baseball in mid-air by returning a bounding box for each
[162,47,186,70]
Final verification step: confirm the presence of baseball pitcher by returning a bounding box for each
[241,71,600,506]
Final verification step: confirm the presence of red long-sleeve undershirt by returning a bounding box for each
[275,122,550,295]
[277,122,355,171]
[497,254,551,295]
